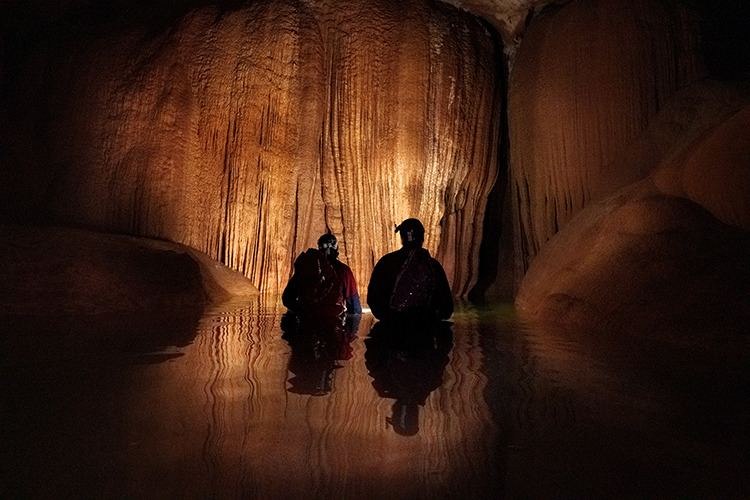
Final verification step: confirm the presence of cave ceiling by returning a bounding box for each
[442,0,567,54]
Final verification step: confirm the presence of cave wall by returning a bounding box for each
[0,0,502,296]
[510,0,750,334]
[2,0,750,320]
[507,0,706,271]
[653,103,750,231]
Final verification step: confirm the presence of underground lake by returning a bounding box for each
[1,297,747,498]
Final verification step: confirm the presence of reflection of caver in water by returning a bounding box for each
[281,313,357,396]
[367,218,453,323]
[364,320,453,435]
[281,233,361,395]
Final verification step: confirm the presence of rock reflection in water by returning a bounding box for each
[121,298,496,499]
[481,311,750,499]
[1,299,747,498]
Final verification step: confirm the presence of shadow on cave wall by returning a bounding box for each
[690,0,750,80]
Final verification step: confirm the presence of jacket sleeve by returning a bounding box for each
[341,264,362,314]
[282,273,302,313]
[348,293,362,314]
[367,259,389,320]
[282,255,303,313]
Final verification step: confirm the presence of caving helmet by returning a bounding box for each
[317,233,339,259]
[395,218,425,248]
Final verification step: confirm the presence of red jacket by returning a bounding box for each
[330,259,362,314]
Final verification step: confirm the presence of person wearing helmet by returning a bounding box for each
[282,243,344,319]
[317,233,362,315]
[282,233,362,318]
[367,218,453,322]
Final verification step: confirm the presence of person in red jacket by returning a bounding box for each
[317,233,362,315]
[282,246,344,319]
[367,218,453,323]
[282,233,362,319]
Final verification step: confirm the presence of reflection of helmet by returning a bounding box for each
[317,233,339,259]
[395,218,425,247]
[388,401,419,436]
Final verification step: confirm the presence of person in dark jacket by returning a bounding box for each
[367,218,453,322]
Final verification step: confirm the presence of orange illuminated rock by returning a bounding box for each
[654,103,750,231]
[593,79,750,200]
[508,0,705,270]
[0,225,258,316]
[515,76,750,338]
[3,0,502,296]
[515,182,750,338]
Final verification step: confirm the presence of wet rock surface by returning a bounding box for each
[0,225,257,316]
[516,183,750,340]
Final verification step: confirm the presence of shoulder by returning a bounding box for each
[332,259,354,275]
[430,256,447,273]
[382,249,408,262]
[374,249,406,270]
[332,259,350,269]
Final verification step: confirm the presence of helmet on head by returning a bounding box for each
[395,218,425,248]
[317,233,339,259]
[388,401,419,436]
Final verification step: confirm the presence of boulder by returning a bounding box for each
[516,182,750,339]
[0,225,257,316]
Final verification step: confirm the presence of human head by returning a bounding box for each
[317,233,339,259]
[388,401,419,436]
[395,218,425,249]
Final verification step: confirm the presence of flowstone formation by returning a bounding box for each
[515,82,750,337]
[2,0,749,336]
[511,0,750,337]
[507,0,705,271]
[0,0,502,296]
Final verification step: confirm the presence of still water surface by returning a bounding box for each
[1,297,748,498]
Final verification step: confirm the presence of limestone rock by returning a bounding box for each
[515,182,750,339]
[514,76,750,340]
[0,0,502,296]
[0,225,258,316]
[508,0,705,271]
[594,79,750,200]
[442,0,570,62]
[654,102,750,231]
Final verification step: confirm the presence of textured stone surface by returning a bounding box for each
[515,182,750,339]
[443,0,569,61]
[508,0,705,271]
[593,79,750,200]
[0,225,257,315]
[0,0,502,297]
[654,102,750,231]
[514,77,750,335]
